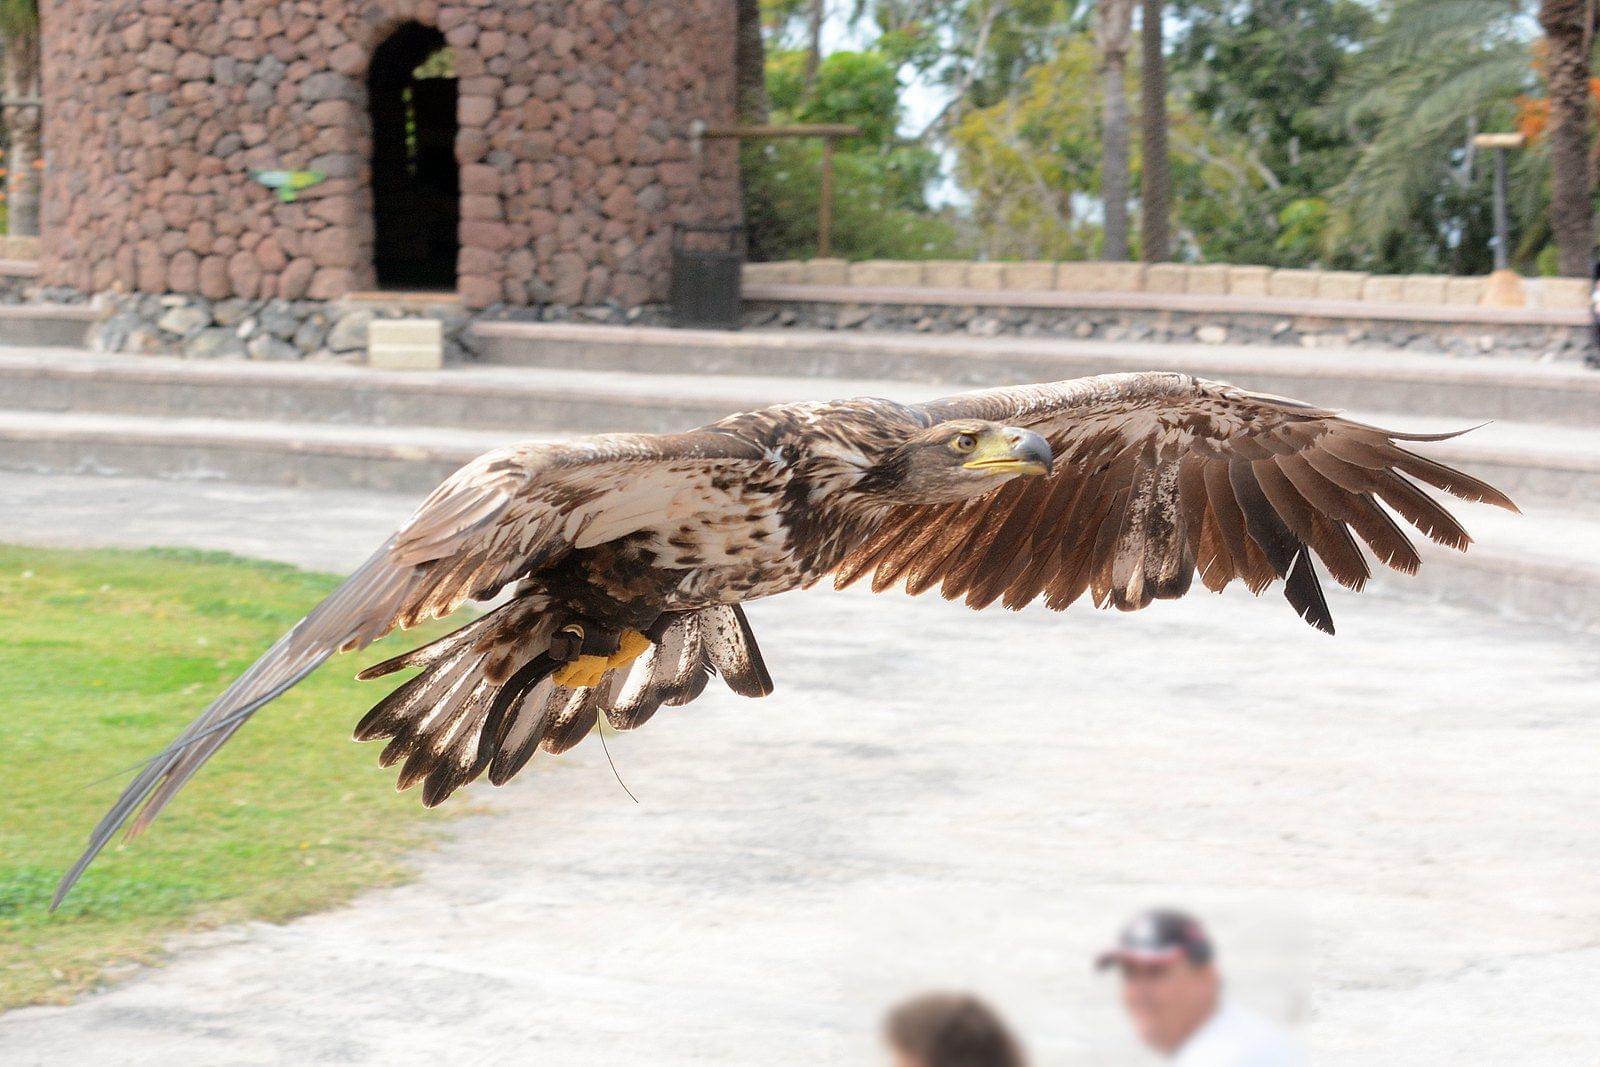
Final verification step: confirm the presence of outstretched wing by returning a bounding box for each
[55,430,765,908]
[835,372,1516,629]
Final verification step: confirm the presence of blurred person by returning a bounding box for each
[1097,910,1303,1066]
[884,991,1027,1067]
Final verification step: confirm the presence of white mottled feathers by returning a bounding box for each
[53,431,767,909]
[56,371,1512,910]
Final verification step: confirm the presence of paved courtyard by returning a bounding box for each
[0,472,1595,1065]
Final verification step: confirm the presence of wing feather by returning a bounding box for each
[55,431,765,909]
[835,372,1513,636]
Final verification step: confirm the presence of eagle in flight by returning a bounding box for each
[54,372,1515,906]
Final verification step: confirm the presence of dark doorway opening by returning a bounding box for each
[369,23,458,291]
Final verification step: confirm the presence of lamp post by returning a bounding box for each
[1471,131,1526,305]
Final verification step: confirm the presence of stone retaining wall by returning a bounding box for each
[746,259,1593,311]
[744,298,1592,360]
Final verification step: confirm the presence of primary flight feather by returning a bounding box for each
[53,372,1516,907]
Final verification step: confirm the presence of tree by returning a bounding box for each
[1170,0,1371,266]
[1097,0,1135,259]
[1537,0,1594,276]
[952,37,1110,258]
[1322,0,1535,273]
[1139,0,1170,260]
[736,0,771,124]
[0,0,40,237]
[746,47,962,260]
[803,0,826,96]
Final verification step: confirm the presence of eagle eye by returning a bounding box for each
[950,432,978,453]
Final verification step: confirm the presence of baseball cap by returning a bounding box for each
[1095,909,1215,970]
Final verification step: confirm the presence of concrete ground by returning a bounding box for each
[0,472,1596,1066]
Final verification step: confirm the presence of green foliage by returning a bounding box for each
[744,0,1563,274]
[1319,0,1535,273]
[0,0,37,38]
[949,37,1110,258]
[744,137,962,260]
[0,545,456,1010]
[768,48,902,144]
[745,47,965,260]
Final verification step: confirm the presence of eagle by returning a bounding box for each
[52,372,1515,907]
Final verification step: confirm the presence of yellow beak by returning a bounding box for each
[961,427,1053,476]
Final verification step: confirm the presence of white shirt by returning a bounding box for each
[1171,1002,1305,1067]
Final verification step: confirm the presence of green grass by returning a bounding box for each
[0,545,462,1010]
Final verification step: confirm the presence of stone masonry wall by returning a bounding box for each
[38,0,740,308]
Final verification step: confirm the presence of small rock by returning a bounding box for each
[156,303,209,334]
[247,334,299,361]
[292,316,330,352]
[184,327,246,359]
[326,308,375,352]
[213,299,250,326]
[258,301,301,340]
[836,305,871,329]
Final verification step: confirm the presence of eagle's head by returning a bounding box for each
[861,420,1053,504]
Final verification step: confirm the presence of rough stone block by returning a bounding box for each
[965,262,1006,290]
[922,260,970,288]
[1536,276,1590,310]
[368,318,444,370]
[1316,271,1369,301]
[1144,264,1189,294]
[1400,275,1449,304]
[1227,266,1272,296]
[1186,264,1231,295]
[1000,262,1055,290]
[850,260,925,287]
[1056,261,1145,292]
[741,261,804,286]
[1268,269,1320,299]
[1362,275,1407,304]
[1444,276,1488,306]
[803,258,849,285]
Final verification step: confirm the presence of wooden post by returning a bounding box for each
[697,124,861,261]
[819,136,835,258]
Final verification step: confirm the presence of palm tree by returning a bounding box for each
[1325,0,1533,265]
[0,0,39,237]
[1097,0,1134,260]
[1538,0,1594,275]
[1139,0,1170,261]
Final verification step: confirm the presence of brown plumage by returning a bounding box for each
[53,372,1515,908]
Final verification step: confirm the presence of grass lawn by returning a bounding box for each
[0,544,462,1011]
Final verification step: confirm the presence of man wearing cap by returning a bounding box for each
[1097,910,1303,1066]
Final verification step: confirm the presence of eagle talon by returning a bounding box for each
[552,654,611,689]
[608,629,653,670]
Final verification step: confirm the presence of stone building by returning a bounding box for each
[37,0,741,318]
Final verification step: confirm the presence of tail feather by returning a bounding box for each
[355,600,777,803]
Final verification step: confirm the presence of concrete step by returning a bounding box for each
[0,304,96,348]
[0,409,531,494]
[1403,505,1600,633]
[473,321,1600,429]
[0,348,1597,506]
[0,347,835,436]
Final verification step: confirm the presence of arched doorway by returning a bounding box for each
[368,23,459,291]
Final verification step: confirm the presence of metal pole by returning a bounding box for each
[819,136,835,258]
[1492,146,1509,272]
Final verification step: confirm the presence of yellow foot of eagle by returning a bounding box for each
[552,629,653,688]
